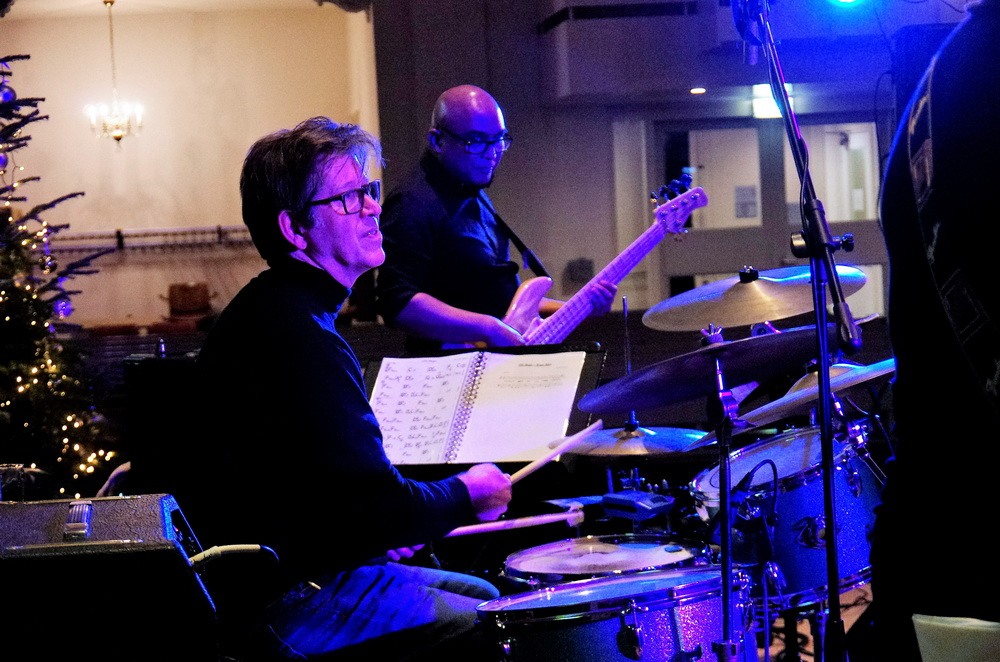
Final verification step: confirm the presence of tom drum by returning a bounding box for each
[690,425,882,612]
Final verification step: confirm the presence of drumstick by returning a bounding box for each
[445,503,585,538]
[510,419,603,485]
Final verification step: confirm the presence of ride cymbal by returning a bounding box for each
[643,265,868,332]
[578,323,838,414]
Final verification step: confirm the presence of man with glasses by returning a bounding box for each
[189,117,512,660]
[375,84,616,353]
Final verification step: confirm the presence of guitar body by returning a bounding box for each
[502,276,555,336]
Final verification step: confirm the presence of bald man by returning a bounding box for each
[375,84,615,353]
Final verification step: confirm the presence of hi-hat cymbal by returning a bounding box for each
[578,323,838,414]
[560,426,707,457]
[643,265,868,332]
[692,357,896,448]
[739,357,895,428]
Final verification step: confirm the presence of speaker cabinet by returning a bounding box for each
[0,494,218,661]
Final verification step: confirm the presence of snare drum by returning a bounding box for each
[690,426,881,612]
[477,566,758,662]
[502,533,710,588]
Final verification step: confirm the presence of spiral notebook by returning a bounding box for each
[369,349,588,464]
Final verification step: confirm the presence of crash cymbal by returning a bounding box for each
[643,265,868,332]
[578,323,838,414]
[692,357,896,448]
[561,426,707,457]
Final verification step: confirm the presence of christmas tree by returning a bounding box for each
[1,54,118,500]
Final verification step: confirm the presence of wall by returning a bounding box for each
[1,1,963,326]
[371,0,963,317]
[0,6,379,326]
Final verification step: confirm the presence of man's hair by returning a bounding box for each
[239,117,382,262]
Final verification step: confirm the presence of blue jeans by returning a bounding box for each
[258,562,501,660]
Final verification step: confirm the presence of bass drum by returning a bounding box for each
[690,425,882,613]
[501,533,712,589]
[477,566,758,662]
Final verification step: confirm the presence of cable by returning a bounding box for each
[188,544,279,569]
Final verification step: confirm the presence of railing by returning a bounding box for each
[49,225,254,253]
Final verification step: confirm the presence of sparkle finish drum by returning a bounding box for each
[690,426,881,612]
[477,566,758,662]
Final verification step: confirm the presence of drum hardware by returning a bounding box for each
[601,490,675,523]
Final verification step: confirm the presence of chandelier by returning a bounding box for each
[84,0,143,142]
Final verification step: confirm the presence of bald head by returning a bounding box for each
[427,85,509,188]
[431,85,503,131]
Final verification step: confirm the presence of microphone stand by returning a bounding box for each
[736,1,862,660]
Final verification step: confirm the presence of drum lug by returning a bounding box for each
[617,599,646,659]
[844,463,863,498]
[498,637,515,662]
[763,560,788,595]
[796,514,827,549]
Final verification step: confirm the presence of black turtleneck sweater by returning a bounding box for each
[189,257,474,580]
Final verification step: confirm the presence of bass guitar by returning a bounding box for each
[504,178,708,345]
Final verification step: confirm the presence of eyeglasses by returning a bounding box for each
[437,126,513,155]
[306,179,381,215]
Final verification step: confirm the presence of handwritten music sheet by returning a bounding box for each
[370,351,587,464]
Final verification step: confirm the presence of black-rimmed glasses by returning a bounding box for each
[306,179,381,215]
[437,126,513,155]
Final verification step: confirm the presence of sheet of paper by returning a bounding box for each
[458,351,587,463]
[370,353,476,464]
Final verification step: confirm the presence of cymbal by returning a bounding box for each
[692,357,896,448]
[741,357,895,427]
[643,265,868,332]
[560,426,708,457]
[578,323,838,414]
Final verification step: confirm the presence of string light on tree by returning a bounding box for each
[2,53,119,498]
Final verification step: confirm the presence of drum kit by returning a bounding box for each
[475,265,893,661]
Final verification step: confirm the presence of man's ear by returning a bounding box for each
[278,210,308,251]
[427,129,442,153]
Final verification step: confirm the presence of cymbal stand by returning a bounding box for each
[734,0,862,659]
[704,326,748,662]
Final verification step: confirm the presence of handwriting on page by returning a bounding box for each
[370,351,587,464]
[371,354,475,464]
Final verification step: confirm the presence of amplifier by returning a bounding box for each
[0,493,218,661]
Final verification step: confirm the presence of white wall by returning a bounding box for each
[0,7,379,326]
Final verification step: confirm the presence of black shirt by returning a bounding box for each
[376,150,520,353]
[190,257,474,579]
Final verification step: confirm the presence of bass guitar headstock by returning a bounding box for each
[649,173,707,238]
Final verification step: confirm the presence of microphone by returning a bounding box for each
[730,467,756,507]
[729,464,776,565]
